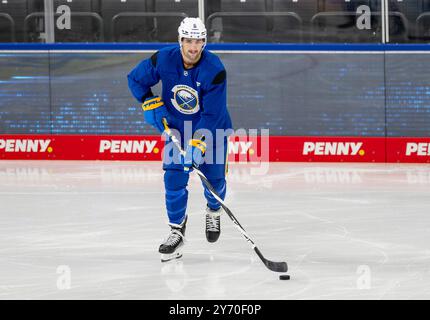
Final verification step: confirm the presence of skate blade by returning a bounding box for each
[161,251,183,262]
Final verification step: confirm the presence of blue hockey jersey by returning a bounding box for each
[128,46,233,147]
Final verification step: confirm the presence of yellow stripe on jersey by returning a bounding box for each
[189,139,207,154]
[142,96,164,111]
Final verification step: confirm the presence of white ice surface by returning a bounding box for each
[0,161,430,299]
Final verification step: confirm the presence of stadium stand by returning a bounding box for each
[100,0,149,42]
[53,0,103,42]
[272,0,315,42]
[0,0,28,42]
[206,0,272,43]
[310,0,410,43]
[23,0,102,42]
[395,0,428,42]
[420,0,430,39]
[416,11,430,42]
[150,0,197,42]
[0,0,427,43]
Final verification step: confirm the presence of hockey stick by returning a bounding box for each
[162,119,288,273]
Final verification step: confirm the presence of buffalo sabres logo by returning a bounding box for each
[171,85,200,114]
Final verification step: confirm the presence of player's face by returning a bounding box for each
[181,38,205,66]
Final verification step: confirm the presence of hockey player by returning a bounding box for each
[127,17,233,262]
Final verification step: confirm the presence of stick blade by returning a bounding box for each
[265,260,288,273]
[254,247,288,273]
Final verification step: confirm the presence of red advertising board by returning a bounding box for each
[0,135,164,160]
[387,138,430,163]
[267,136,385,162]
[0,135,428,163]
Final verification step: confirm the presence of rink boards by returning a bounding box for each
[1,44,429,163]
[0,134,428,163]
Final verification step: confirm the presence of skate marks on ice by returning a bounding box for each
[0,161,430,299]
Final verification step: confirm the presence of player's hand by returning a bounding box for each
[141,96,168,133]
[181,139,206,172]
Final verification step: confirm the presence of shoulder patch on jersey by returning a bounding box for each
[212,70,226,85]
[150,51,158,67]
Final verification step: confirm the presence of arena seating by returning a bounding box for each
[0,0,428,43]
[151,0,198,42]
[53,0,103,42]
[0,0,28,42]
[207,0,271,43]
[272,0,317,42]
[100,0,149,42]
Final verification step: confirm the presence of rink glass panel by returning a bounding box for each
[50,51,386,136]
[0,52,51,134]
[48,51,382,136]
[385,53,430,137]
[221,52,385,136]
[1,49,430,137]
[49,52,153,134]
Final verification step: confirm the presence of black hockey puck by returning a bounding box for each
[279,274,290,280]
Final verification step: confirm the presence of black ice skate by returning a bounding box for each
[159,216,187,262]
[205,206,222,243]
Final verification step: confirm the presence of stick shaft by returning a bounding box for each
[161,119,287,272]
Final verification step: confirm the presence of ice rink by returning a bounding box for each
[1,160,430,300]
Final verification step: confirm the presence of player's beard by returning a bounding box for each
[182,47,202,67]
